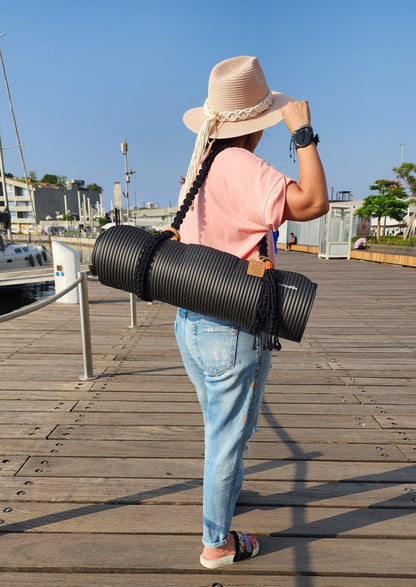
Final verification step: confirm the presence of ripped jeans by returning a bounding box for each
[174,308,272,548]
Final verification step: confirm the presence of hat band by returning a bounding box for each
[203,88,273,122]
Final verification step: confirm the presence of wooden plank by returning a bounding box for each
[356,394,416,405]
[0,456,28,476]
[0,437,407,461]
[0,401,78,412]
[374,416,416,429]
[0,574,414,587]
[49,423,414,445]
[13,398,413,416]
[0,381,93,391]
[334,370,416,379]
[393,446,416,462]
[342,378,416,387]
[1,502,416,538]
[0,424,412,449]
[329,357,415,366]
[0,353,113,362]
[0,390,108,401]
[2,477,416,509]
[0,425,55,439]
[0,390,362,404]
[0,412,383,428]
[0,534,416,577]
[15,456,416,482]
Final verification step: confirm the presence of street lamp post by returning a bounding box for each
[400,144,405,165]
[121,139,135,224]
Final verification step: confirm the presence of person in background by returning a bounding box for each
[175,55,328,569]
[354,237,368,250]
[286,232,297,250]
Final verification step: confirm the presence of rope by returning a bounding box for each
[203,88,272,122]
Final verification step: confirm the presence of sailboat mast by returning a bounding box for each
[0,36,39,238]
[0,131,12,242]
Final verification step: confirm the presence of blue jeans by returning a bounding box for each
[174,308,272,548]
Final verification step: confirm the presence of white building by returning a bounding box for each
[0,177,102,233]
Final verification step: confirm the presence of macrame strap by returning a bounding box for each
[170,145,229,233]
[249,235,281,351]
[134,146,228,301]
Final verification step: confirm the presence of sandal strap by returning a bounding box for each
[230,531,254,562]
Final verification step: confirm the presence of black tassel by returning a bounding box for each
[249,266,281,351]
[262,269,281,351]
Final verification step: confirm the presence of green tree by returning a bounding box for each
[94,216,107,226]
[392,162,416,238]
[61,213,75,221]
[392,163,416,198]
[354,179,409,239]
[87,183,102,192]
[41,174,59,184]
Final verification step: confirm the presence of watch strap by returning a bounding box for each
[289,125,319,161]
[291,124,319,149]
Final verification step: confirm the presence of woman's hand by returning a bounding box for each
[281,100,311,134]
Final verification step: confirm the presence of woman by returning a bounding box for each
[174,56,328,569]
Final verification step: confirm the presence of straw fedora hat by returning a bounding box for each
[183,55,293,139]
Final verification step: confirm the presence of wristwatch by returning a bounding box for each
[291,124,319,149]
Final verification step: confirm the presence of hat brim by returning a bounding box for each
[183,91,294,139]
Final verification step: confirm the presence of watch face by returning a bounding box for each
[294,126,313,147]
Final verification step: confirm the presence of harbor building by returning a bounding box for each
[0,177,102,233]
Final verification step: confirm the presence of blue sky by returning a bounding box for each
[0,0,414,211]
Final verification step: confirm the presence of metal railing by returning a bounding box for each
[0,270,97,381]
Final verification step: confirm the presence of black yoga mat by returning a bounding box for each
[92,225,317,342]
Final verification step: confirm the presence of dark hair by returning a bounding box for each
[211,133,253,151]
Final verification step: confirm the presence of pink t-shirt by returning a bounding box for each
[178,147,292,262]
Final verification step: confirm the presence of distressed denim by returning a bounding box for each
[174,308,272,548]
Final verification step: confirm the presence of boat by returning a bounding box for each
[0,209,48,270]
[0,235,48,270]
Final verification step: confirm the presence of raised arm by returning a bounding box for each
[281,101,329,221]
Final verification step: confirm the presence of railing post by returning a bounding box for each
[129,293,137,328]
[78,270,98,380]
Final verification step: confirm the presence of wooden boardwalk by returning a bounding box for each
[0,252,415,586]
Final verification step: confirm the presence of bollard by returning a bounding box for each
[52,240,80,304]
[78,271,98,381]
[129,293,137,329]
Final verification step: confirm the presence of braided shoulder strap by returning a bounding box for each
[134,146,228,301]
[170,146,229,233]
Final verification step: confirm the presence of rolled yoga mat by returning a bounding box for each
[92,224,317,343]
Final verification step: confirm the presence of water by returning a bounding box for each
[0,239,93,317]
[0,282,55,316]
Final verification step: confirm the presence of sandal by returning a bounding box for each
[199,530,259,569]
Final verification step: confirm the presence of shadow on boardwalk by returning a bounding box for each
[0,252,416,584]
